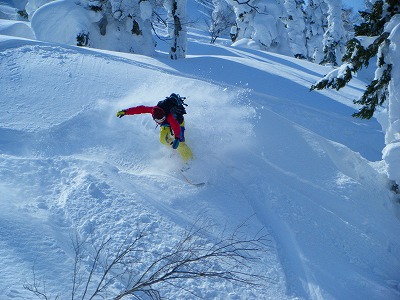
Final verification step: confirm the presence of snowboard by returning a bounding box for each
[179,169,205,187]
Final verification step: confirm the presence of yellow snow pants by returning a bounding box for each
[159,123,193,162]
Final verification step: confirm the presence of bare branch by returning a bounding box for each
[114,218,271,299]
[24,218,271,300]
[23,264,60,300]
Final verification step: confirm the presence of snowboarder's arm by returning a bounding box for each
[124,106,154,115]
[167,114,181,139]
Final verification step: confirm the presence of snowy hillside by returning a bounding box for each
[1,29,400,299]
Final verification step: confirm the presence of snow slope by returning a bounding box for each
[1,31,400,300]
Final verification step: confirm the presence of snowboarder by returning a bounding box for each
[116,93,193,162]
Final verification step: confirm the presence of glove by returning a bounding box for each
[116,110,126,118]
[172,137,181,149]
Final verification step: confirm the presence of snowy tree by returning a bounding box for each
[283,0,307,59]
[164,0,187,59]
[311,0,400,187]
[384,14,400,192]
[209,0,235,43]
[321,0,347,65]
[78,0,156,55]
[341,6,356,34]
[227,0,253,42]
[227,0,291,55]
[29,0,156,55]
[304,0,328,62]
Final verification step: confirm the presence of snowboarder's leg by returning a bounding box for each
[175,121,193,162]
[159,125,193,162]
[160,125,174,146]
[176,142,193,162]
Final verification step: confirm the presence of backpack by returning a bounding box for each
[157,93,187,124]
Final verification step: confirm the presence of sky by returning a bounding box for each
[0,1,400,300]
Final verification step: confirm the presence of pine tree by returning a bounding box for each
[304,0,328,62]
[284,0,307,59]
[321,0,347,66]
[311,0,399,119]
[227,0,291,55]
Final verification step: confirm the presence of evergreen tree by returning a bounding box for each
[383,13,400,189]
[304,0,328,62]
[311,0,399,119]
[227,0,291,55]
[284,0,307,59]
[341,6,356,34]
[311,0,400,187]
[321,0,347,65]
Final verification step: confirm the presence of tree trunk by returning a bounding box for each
[166,0,187,59]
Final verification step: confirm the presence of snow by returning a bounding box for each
[140,0,153,21]
[384,19,400,186]
[1,7,400,300]
[25,0,52,18]
[29,0,156,56]
[30,1,98,46]
[0,19,34,39]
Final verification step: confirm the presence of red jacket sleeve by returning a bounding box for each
[124,106,154,115]
[166,114,181,139]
